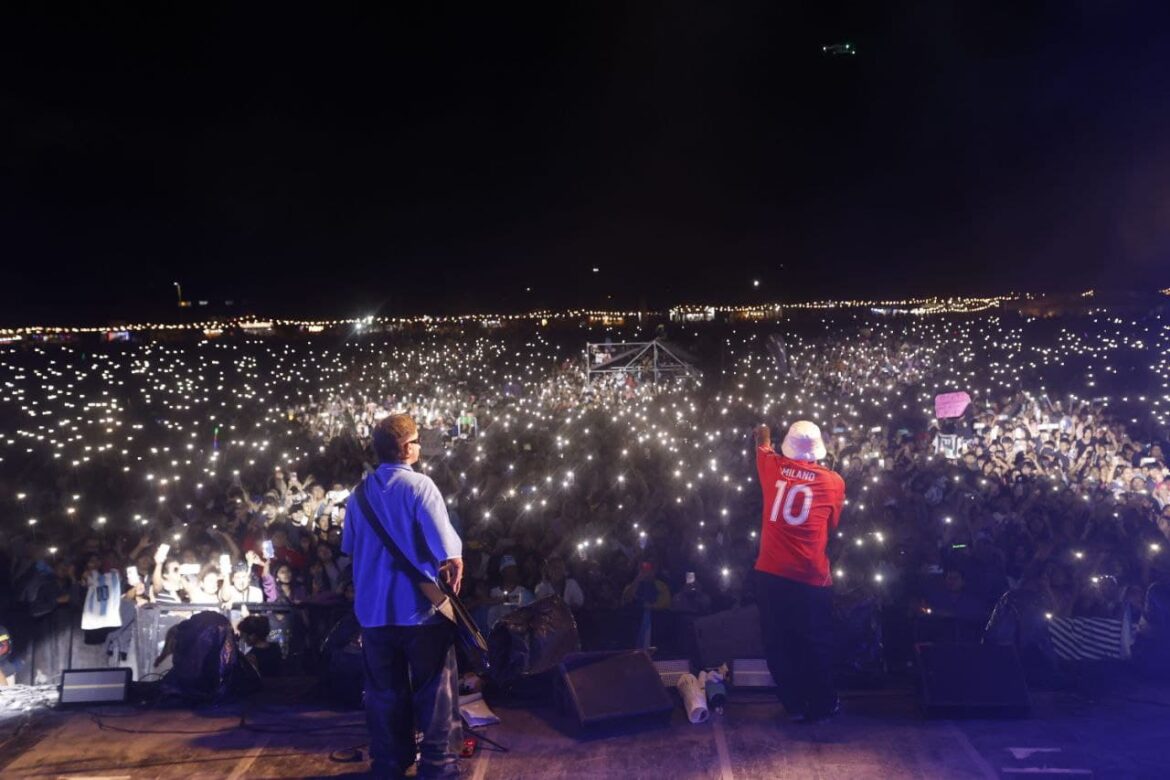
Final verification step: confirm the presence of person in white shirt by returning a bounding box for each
[151,550,185,605]
[220,561,264,606]
[341,413,464,779]
[187,568,223,606]
[487,555,535,627]
[534,556,584,609]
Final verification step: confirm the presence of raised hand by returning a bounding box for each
[754,424,772,448]
[439,557,464,596]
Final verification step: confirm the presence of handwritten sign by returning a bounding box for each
[934,391,971,419]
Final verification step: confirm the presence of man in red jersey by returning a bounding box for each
[754,420,845,723]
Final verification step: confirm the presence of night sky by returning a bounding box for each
[3,3,1170,325]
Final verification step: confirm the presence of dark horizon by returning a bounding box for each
[4,3,1170,327]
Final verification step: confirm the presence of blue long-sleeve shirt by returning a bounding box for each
[341,463,463,627]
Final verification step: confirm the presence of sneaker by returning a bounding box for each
[798,697,840,725]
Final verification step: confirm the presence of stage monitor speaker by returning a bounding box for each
[915,643,1030,718]
[558,650,673,728]
[653,658,692,688]
[731,658,776,688]
[60,667,132,706]
[692,605,764,668]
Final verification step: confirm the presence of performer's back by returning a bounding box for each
[754,447,845,588]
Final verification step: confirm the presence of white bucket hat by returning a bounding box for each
[781,421,827,462]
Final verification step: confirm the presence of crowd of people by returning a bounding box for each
[2,305,1169,684]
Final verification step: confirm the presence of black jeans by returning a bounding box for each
[361,621,462,779]
[755,570,837,718]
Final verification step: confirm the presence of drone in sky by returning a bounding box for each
[822,42,856,56]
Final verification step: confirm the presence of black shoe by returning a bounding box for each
[780,697,804,722]
[798,697,840,724]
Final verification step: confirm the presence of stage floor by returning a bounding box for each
[2,675,1166,779]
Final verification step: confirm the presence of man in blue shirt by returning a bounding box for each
[342,413,464,780]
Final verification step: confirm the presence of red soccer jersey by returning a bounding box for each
[754,446,845,587]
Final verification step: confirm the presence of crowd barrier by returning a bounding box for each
[1047,615,1132,661]
[135,603,296,678]
[4,601,354,685]
[10,596,1131,688]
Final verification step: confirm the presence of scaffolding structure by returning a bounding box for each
[584,339,699,384]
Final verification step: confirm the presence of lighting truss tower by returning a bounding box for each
[584,339,699,384]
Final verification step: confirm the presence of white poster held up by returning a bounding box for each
[81,570,124,630]
[934,434,962,460]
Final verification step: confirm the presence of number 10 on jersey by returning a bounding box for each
[770,479,812,526]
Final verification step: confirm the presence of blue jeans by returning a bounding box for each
[361,622,462,779]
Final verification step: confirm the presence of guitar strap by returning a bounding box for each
[353,475,455,623]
